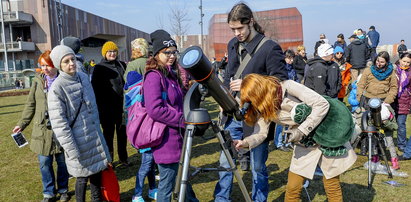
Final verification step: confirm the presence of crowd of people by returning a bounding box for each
[11,2,411,202]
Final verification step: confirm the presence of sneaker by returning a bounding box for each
[59,193,70,202]
[148,188,158,200]
[132,195,145,202]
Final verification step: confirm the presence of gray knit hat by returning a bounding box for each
[50,45,75,70]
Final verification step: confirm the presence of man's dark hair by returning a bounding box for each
[401,39,405,42]
[337,33,344,39]
[227,3,264,34]
[284,49,295,58]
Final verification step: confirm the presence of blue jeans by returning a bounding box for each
[404,137,411,158]
[274,125,283,147]
[134,151,156,196]
[38,153,69,198]
[397,114,408,150]
[214,118,269,202]
[157,163,198,202]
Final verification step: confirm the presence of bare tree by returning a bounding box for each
[156,14,165,30]
[254,12,279,42]
[169,3,190,49]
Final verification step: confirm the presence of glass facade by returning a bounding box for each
[208,7,303,59]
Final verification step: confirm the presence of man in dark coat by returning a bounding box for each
[398,40,408,58]
[305,43,341,98]
[345,34,370,82]
[214,3,288,202]
[367,26,380,60]
[91,41,129,166]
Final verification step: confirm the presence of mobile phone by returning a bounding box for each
[11,132,28,148]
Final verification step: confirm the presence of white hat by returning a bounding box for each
[318,43,334,58]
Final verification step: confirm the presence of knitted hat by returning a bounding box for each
[124,71,143,90]
[317,43,334,57]
[61,36,81,54]
[150,29,176,56]
[333,46,344,54]
[101,41,118,57]
[50,45,75,70]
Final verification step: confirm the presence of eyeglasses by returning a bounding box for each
[336,52,343,55]
[107,50,117,54]
[40,64,51,68]
[161,50,179,57]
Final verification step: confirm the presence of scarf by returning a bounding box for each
[45,75,58,91]
[396,64,411,97]
[370,63,393,81]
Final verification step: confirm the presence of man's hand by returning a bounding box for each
[233,140,249,150]
[285,128,305,143]
[230,79,242,92]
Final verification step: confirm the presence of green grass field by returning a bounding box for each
[1,93,411,201]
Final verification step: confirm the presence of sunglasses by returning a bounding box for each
[162,50,179,57]
[336,52,343,55]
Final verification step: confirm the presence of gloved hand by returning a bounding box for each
[284,128,305,143]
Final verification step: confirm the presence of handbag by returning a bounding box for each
[101,165,120,202]
[126,70,168,149]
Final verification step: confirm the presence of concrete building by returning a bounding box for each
[0,0,149,89]
[208,7,303,60]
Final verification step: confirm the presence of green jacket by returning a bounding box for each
[17,74,62,156]
[124,57,147,81]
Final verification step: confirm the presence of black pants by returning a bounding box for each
[101,118,128,162]
[75,172,102,202]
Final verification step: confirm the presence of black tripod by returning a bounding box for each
[352,99,393,189]
[172,83,251,202]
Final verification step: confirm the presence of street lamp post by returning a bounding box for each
[199,0,204,50]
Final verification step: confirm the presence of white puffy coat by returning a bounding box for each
[48,71,111,177]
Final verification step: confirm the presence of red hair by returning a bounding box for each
[240,74,282,126]
[38,50,54,68]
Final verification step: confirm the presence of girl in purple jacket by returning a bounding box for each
[393,53,411,158]
[143,30,198,202]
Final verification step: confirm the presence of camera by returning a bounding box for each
[45,111,52,130]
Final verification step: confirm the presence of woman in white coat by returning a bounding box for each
[234,74,357,202]
[48,45,111,202]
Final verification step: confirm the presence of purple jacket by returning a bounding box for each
[396,65,411,114]
[143,68,184,164]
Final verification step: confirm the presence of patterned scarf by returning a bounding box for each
[396,64,411,97]
[370,63,393,81]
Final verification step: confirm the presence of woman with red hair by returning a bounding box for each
[12,51,70,202]
[234,74,357,202]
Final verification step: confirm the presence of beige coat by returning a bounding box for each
[243,80,357,179]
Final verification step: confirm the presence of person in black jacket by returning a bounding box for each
[398,39,408,58]
[91,41,129,166]
[293,45,307,82]
[305,43,341,98]
[345,34,371,82]
[214,3,288,202]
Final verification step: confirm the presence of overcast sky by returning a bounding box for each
[61,0,411,55]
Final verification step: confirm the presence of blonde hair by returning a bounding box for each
[296,45,305,53]
[240,74,282,126]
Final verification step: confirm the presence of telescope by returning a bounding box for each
[180,46,246,121]
[172,46,252,202]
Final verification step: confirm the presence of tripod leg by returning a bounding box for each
[172,126,190,202]
[177,126,195,202]
[376,135,393,178]
[368,132,372,189]
[215,130,252,202]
